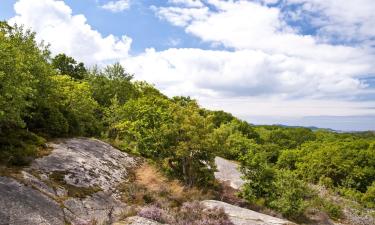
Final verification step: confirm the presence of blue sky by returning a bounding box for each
[1,0,375,131]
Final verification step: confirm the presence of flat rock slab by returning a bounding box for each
[31,138,136,191]
[215,157,245,189]
[64,191,127,225]
[113,216,164,225]
[0,176,64,225]
[202,200,294,225]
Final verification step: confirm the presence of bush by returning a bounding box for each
[268,171,311,218]
[137,205,172,224]
[362,182,375,208]
[178,201,233,225]
[137,201,233,225]
[0,129,45,166]
[322,201,342,220]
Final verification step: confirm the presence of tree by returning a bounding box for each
[88,63,136,106]
[52,53,87,80]
[0,23,52,129]
[51,75,100,136]
[167,102,216,187]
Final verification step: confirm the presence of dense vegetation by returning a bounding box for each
[1,22,374,220]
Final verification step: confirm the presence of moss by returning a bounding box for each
[49,171,102,198]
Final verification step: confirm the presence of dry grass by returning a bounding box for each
[118,163,213,208]
[135,164,184,197]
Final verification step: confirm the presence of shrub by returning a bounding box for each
[268,170,311,218]
[0,129,45,166]
[137,201,233,225]
[178,201,233,225]
[137,205,172,224]
[361,182,375,208]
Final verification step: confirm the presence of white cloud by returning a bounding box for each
[147,1,375,98]
[168,0,204,8]
[101,0,131,13]
[123,48,370,100]
[9,0,132,65]
[284,0,375,43]
[154,6,209,27]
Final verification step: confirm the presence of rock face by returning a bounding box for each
[32,138,135,191]
[202,200,294,225]
[0,138,137,225]
[0,176,64,225]
[214,156,245,189]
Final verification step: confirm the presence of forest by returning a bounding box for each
[0,22,374,221]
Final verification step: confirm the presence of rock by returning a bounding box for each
[31,138,136,191]
[0,138,138,225]
[0,176,64,225]
[113,216,165,225]
[64,191,127,225]
[202,200,294,225]
[214,157,245,189]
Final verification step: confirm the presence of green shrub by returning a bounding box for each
[0,129,45,166]
[268,170,311,218]
[361,182,375,208]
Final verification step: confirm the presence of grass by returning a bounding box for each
[118,163,214,208]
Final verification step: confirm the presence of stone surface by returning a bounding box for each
[113,216,164,225]
[64,191,127,225]
[214,156,245,189]
[0,176,64,225]
[0,138,138,225]
[202,200,294,225]
[31,138,136,191]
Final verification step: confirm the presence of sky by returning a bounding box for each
[1,0,375,131]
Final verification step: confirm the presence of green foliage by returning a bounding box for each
[0,24,51,128]
[209,110,235,128]
[361,182,375,208]
[0,128,45,166]
[239,149,276,202]
[106,96,217,187]
[268,170,311,218]
[0,22,101,163]
[311,197,343,220]
[166,101,216,187]
[50,75,101,136]
[52,53,87,80]
[87,63,136,107]
[296,140,375,192]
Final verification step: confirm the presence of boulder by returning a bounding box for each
[202,200,294,225]
[214,156,245,189]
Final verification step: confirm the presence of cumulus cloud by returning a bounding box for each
[10,0,132,64]
[146,0,375,100]
[284,0,375,44]
[123,48,370,99]
[101,0,131,13]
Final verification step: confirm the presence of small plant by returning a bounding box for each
[137,205,172,224]
[137,201,234,225]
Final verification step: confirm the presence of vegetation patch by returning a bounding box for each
[49,171,102,198]
[118,163,213,208]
